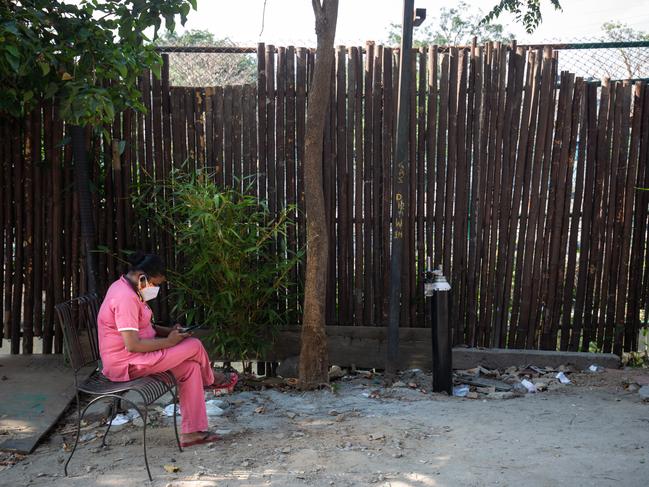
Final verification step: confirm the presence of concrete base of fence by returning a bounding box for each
[258,326,620,371]
[450,348,620,371]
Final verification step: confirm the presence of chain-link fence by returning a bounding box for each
[535,41,649,81]
[158,47,257,87]
[157,39,649,87]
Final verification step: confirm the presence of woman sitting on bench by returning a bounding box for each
[96,251,237,447]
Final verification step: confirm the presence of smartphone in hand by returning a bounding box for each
[178,323,204,333]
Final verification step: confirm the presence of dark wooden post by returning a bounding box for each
[70,125,98,295]
[386,1,426,375]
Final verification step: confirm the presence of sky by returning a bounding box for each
[174,0,649,46]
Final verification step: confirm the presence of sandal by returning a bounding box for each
[180,431,220,448]
[208,372,239,395]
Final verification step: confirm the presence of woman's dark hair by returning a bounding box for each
[127,251,166,277]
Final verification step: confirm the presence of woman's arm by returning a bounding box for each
[153,322,185,337]
[120,329,188,353]
[153,324,173,337]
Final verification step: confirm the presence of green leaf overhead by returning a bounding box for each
[482,0,563,34]
[0,0,196,124]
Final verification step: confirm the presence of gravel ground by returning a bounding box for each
[1,367,648,487]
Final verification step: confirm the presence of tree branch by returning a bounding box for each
[259,0,268,36]
[312,0,323,18]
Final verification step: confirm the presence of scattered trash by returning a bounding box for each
[392,381,407,388]
[453,385,470,397]
[464,366,498,377]
[362,389,381,399]
[163,464,180,473]
[255,406,266,414]
[520,379,537,393]
[476,386,496,394]
[79,432,96,443]
[328,365,345,380]
[107,414,130,426]
[449,363,578,399]
[454,373,513,392]
[639,385,649,401]
[627,383,640,393]
[109,409,141,426]
[162,404,180,417]
[529,366,549,375]
[205,400,225,416]
[165,400,223,417]
[622,351,649,368]
[512,382,529,394]
[588,364,604,373]
[286,412,297,419]
[126,409,140,420]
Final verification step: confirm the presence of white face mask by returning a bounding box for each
[140,285,160,301]
[139,276,160,301]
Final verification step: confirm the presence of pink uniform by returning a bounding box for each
[97,276,215,434]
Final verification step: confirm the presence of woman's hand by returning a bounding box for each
[167,329,190,346]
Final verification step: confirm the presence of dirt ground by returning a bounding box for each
[1,367,649,487]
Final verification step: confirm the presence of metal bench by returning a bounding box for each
[55,293,182,481]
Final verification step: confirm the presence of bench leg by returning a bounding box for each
[66,393,129,477]
[171,384,183,453]
[101,397,120,447]
[132,390,153,481]
[64,391,82,477]
[142,407,152,481]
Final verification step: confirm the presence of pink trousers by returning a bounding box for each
[129,338,214,434]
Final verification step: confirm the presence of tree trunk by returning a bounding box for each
[298,0,339,389]
[70,125,98,295]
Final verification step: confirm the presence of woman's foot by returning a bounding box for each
[180,431,220,448]
[211,371,231,386]
[206,371,239,393]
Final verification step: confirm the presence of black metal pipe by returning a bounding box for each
[428,268,452,394]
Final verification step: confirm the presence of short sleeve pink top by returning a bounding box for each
[97,276,163,381]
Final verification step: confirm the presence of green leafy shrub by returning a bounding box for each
[135,169,301,361]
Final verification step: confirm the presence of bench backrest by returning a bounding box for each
[55,293,101,373]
